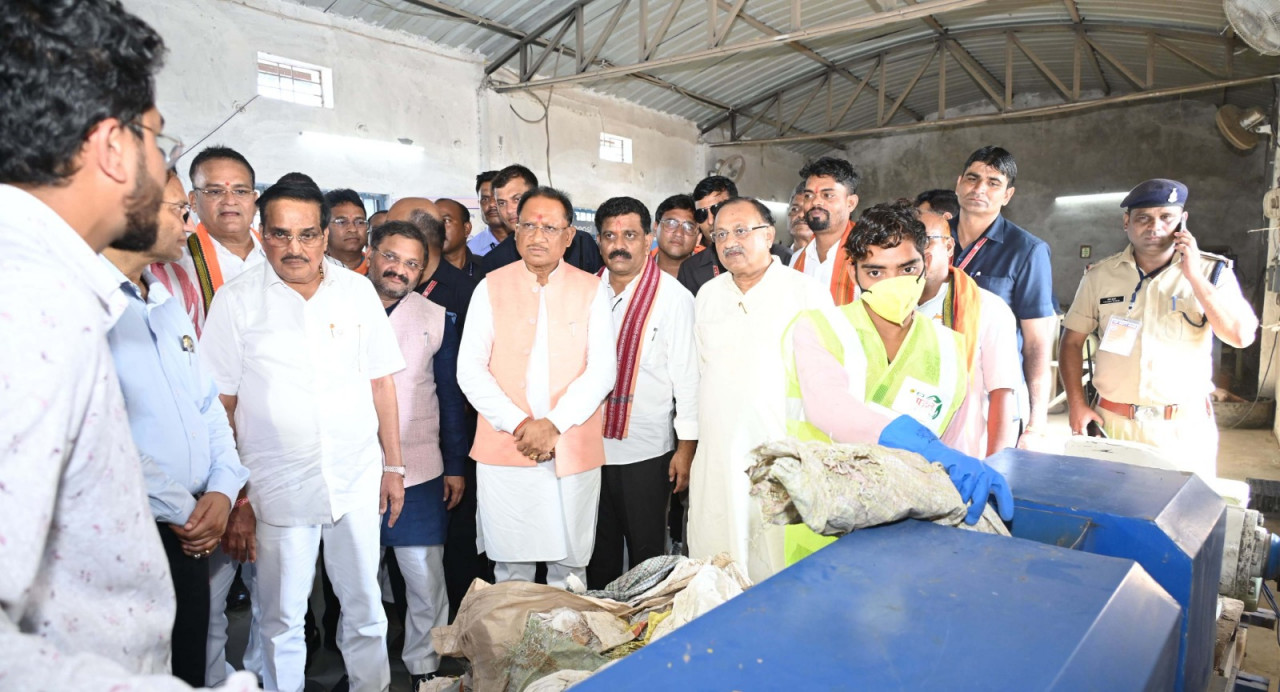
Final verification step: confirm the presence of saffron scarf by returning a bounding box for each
[187,223,260,312]
[793,222,856,305]
[941,266,982,370]
[602,258,663,439]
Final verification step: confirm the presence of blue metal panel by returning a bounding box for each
[580,521,1181,691]
[988,450,1227,692]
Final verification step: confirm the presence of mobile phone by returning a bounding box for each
[1086,420,1108,438]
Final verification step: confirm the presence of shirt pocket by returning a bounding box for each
[976,275,1014,305]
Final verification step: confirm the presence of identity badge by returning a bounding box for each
[890,376,946,434]
[1099,315,1140,356]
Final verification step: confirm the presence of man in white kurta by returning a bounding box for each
[689,198,833,583]
[458,188,616,590]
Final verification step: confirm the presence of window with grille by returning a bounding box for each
[599,132,633,164]
[256,52,333,108]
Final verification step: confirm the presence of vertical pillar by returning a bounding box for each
[1262,81,1280,439]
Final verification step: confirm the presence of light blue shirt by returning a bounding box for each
[104,259,248,524]
[466,227,502,256]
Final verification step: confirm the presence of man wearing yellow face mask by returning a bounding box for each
[782,200,1014,565]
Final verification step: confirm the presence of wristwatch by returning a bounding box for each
[383,465,406,476]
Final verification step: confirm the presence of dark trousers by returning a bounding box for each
[156,522,210,687]
[443,457,493,619]
[586,452,674,590]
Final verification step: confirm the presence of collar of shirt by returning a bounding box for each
[101,256,177,309]
[1116,244,1185,271]
[950,213,1009,247]
[600,268,640,303]
[724,256,780,298]
[0,185,129,327]
[519,260,561,290]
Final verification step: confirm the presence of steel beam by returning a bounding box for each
[490,0,995,92]
[709,73,1280,147]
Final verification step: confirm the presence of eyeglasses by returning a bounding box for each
[711,224,770,243]
[331,217,369,230]
[376,249,424,273]
[693,200,728,224]
[263,229,325,246]
[129,121,184,168]
[659,218,698,235]
[162,200,192,223]
[925,234,948,242]
[196,187,255,200]
[517,222,568,237]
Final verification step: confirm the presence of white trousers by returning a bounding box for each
[206,550,264,685]
[392,545,448,675]
[494,561,585,590]
[256,505,389,692]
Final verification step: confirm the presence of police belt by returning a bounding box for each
[1097,396,1210,421]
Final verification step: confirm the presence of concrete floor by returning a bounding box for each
[221,415,1280,691]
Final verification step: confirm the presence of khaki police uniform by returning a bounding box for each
[1062,245,1241,479]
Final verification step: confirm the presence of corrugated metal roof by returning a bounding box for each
[285,0,1280,156]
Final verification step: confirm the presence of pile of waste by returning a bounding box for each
[425,553,752,691]
[747,438,1010,536]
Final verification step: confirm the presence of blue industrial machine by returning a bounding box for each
[987,449,1226,692]
[581,520,1181,691]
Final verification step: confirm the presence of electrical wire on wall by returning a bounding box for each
[506,47,561,188]
[176,94,260,164]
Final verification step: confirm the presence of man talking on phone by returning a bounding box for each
[1059,179,1257,479]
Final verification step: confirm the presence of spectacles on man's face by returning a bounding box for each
[517,222,568,238]
[129,121,184,168]
[196,187,255,200]
[693,200,728,224]
[263,228,325,246]
[659,218,698,235]
[162,200,192,223]
[711,224,770,244]
[331,217,369,231]
[376,249,424,273]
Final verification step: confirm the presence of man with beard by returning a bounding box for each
[687,198,830,582]
[103,169,250,686]
[781,200,1013,566]
[325,188,370,274]
[480,165,602,274]
[1060,179,1257,479]
[467,170,504,256]
[677,176,791,296]
[458,186,615,590]
[368,220,467,687]
[388,197,477,332]
[790,157,859,305]
[201,174,406,692]
[0,2,255,688]
[438,197,486,279]
[651,193,700,278]
[587,197,698,589]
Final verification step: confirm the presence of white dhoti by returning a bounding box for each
[477,459,602,588]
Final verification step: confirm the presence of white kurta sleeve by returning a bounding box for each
[457,280,530,433]
[547,282,617,433]
[199,289,244,396]
[665,286,700,441]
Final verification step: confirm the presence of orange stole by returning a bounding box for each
[943,266,982,370]
[793,223,856,305]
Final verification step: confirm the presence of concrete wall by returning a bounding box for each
[122,0,709,215]
[822,100,1270,309]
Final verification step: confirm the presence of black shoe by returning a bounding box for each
[227,574,251,612]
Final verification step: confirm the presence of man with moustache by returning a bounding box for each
[0,2,257,688]
[677,176,791,296]
[438,197,486,279]
[787,185,814,256]
[325,188,370,274]
[687,198,831,582]
[201,174,407,692]
[1060,179,1257,479]
[467,170,504,256]
[587,197,699,589]
[652,193,700,278]
[458,186,615,590]
[103,169,251,686]
[368,220,467,687]
[480,165,602,274]
[790,157,859,305]
[916,203,1020,457]
[781,201,1013,566]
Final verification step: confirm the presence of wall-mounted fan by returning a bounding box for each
[1224,0,1280,56]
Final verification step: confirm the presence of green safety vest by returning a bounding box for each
[780,300,968,564]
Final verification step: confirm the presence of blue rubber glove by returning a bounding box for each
[877,415,1015,525]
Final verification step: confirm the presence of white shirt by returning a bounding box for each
[601,269,699,464]
[152,230,264,335]
[466,227,503,256]
[201,261,406,526]
[0,186,182,684]
[458,265,616,436]
[788,234,839,288]
[918,284,1021,456]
